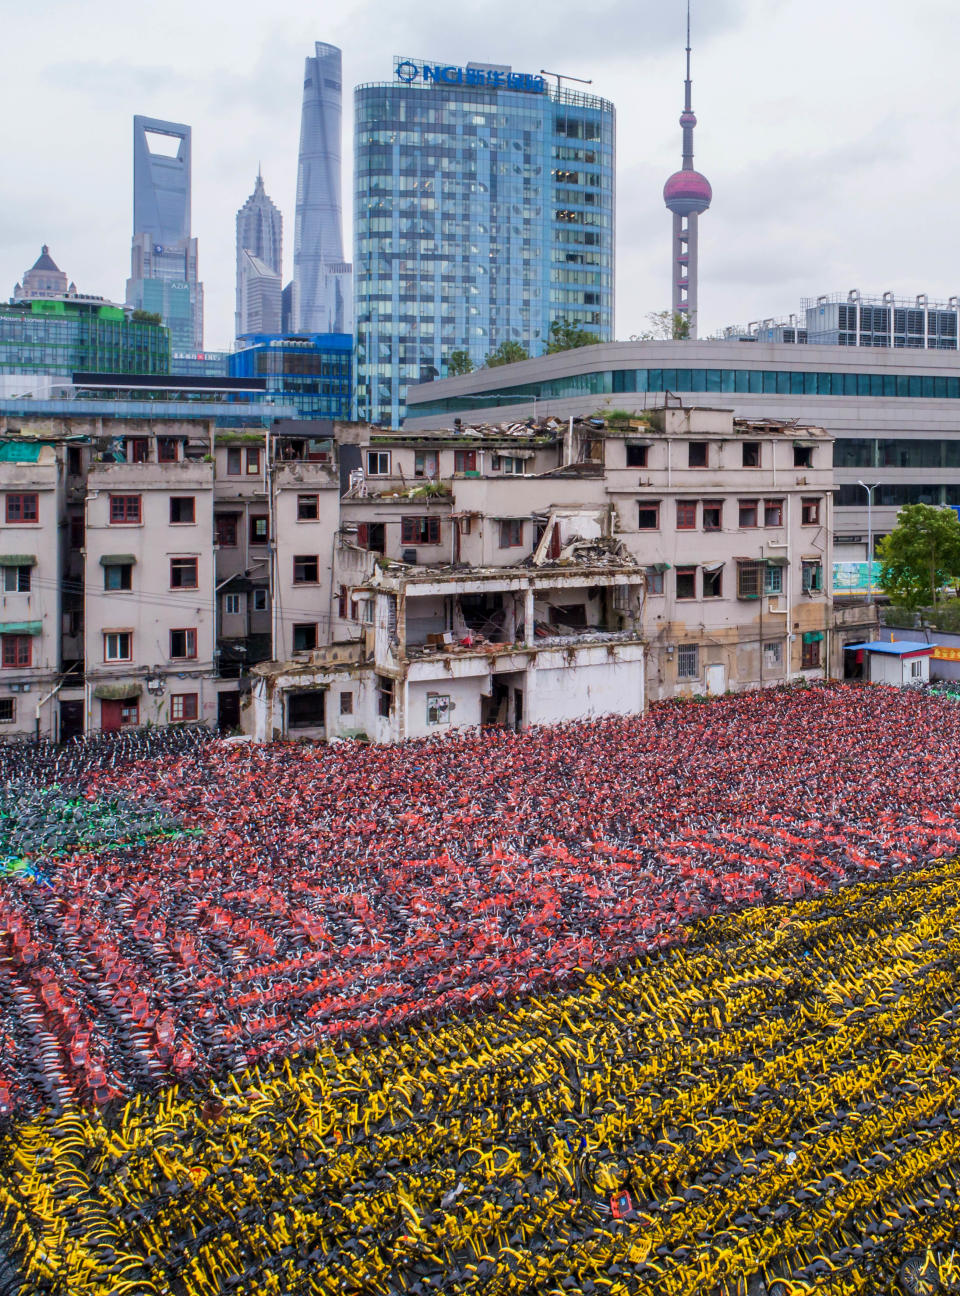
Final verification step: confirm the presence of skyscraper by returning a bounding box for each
[126,115,204,353]
[293,42,353,335]
[354,57,615,427]
[236,172,283,338]
[663,2,712,338]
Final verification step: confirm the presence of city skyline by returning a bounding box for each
[2,0,957,351]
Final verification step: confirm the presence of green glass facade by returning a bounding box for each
[411,365,960,415]
[354,68,615,428]
[0,300,170,379]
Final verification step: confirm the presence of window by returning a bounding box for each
[626,443,648,467]
[224,593,241,616]
[378,675,393,718]
[801,560,823,593]
[415,450,438,478]
[245,447,261,475]
[739,499,758,528]
[801,497,821,526]
[288,691,325,728]
[67,447,82,476]
[801,636,822,669]
[764,641,783,670]
[169,497,195,525]
[215,514,238,547]
[764,499,784,527]
[119,700,139,727]
[0,698,13,722]
[427,694,451,725]
[170,693,198,722]
[676,566,697,599]
[6,493,39,524]
[339,691,354,716]
[70,515,84,550]
[454,450,477,473]
[401,517,441,545]
[249,515,269,546]
[158,438,179,463]
[252,589,268,612]
[499,519,524,548]
[297,495,320,521]
[794,445,813,467]
[742,442,760,467]
[109,495,141,525]
[702,500,723,532]
[170,628,197,659]
[1,635,31,668]
[646,566,665,595]
[737,561,762,600]
[676,500,697,530]
[688,442,708,467]
[170,557,198,589]
[703,565,723,598]
[764,564,784,595]
[104,632,131,661]
[104,563,132,592]
[3,565,31,593]
[637,502,660,530]
[910,658,924,679]
[366,450,391,476]
[677,643,699,677]
[293,623,318,652]
[293,555,319,584]
[127,438,149,464]
[226,448,242,476]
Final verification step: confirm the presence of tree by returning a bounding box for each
[545,319,599,353]
[485,340,529,367]
[877,503,960,610]
[131,309,163,326]
[446,349,473,376]
[632,309,690,341]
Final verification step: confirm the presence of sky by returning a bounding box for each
[2,0,958,351]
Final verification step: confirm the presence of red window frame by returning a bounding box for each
[637,502,660,530]
[764,498,784,527]
[170,557,199,589]
[702,500,723,531]
[158,438,178,463]
[109,495,141,525]
[6,493,39,524]
[170,628,197,660]
[245,447,261,475]
[676,500,697,530]
[675,566,697,600]
[1,635,31,668]
[802,497,821,526]
[215,514,238,547]
[454,450,477,473]
[171,693,199,722]
[498,519,524,548]
[401,517,441,545]
[739,499,758,528]
[226,448,242,476]
[293,555,319,584]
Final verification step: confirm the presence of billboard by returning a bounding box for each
[833,561,883,595]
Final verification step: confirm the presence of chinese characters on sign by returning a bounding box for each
[395,60,547,93]
[932,646,960,662]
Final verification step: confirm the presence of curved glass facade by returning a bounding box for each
[354,72,615,428]
[410,365,960,415]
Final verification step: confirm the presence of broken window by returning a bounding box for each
[703,565,723,598]
[802,560,823,593]
[637,501,660,530]
[676,566,697,600]
[801,497,821,526]
[794,445,813,468]
[339,692,354,716]
[293,623,318,652]
[738,499,758,528]
[288,691,326,728]
[764,499,784,527]
[626,443,648,468]
[378,675,393,718]
[702,500,723,531]
[742,441,760,467]
[688,442,708,468]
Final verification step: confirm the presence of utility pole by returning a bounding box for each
[857,480,879,604]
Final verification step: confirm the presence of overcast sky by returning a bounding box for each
[3,0,956,350]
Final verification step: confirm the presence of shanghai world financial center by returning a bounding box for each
[354,58,615,427]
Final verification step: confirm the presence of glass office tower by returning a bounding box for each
[354,58,615,426]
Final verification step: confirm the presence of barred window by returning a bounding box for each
[677,643,699,678]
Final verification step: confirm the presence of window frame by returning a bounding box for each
[637,501,660,530]
[764,498,784,528]
[0,697,14,722]
[252,588,268,612]
[498,518,524,548]
[5,493,39,525]
[702,500,723,532]
[702,565,723,598]
[170,693,199,723]
[454,449,478,473]
[293,622,319,652]
[676,642,699,678]
[742,441,761,468]
[245,447,261,476]
[801,497,822,526]
[103,631,132,662]
[401,516,442,545]
[297,495,320,521]
[801,559,823,593]
[1,635,31,668]
[688,441,708,468]
[169,627,198,660]
[626,443,648,468]
[226,448,242,476]
[366,450,391,476]
[801,637,822,669]
[339,691,354,716]
[169,496,196,525]
[103,563,133,592]
[223,592,242,616]
[676,500,698,530]
[249,515,269,546]
[293,555,320,584]
[215,514,239,547]
[738,499,758,528]
[109,495,141,525]
[675,565,697,600]
[170,557,199,590]
[2,565,31,594]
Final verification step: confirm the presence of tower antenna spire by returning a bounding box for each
[662,0,711,338]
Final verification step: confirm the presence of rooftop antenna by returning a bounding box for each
[539,69,593,94]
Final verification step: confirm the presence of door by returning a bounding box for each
[218,690,241,731]
[59,700,84,743]
[705,664,726,696]
[100,699,122,732]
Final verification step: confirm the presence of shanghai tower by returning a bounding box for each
[293,42,353,335]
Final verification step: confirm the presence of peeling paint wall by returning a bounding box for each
[526,646,645,725]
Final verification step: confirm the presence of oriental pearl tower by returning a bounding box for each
[663,0,712,338]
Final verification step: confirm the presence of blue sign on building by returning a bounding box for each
[395,60,546,93]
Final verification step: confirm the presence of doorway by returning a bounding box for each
[59,699,84,743]
[218,690,241,731]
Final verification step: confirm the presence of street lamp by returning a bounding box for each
[857,480,879,603]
